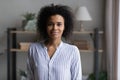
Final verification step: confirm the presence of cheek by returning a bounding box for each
[62,26,65,32]
[62,27,65,34]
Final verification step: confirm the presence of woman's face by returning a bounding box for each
[47,14,65,40]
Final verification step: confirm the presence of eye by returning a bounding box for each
[47,22,53,26]
[57,22,62,27]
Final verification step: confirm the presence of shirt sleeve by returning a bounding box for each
[71,46,82,80]
[27,45,35,80]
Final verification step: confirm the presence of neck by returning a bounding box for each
[45,38,61,48]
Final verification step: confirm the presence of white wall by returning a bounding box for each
[0,0,105,80]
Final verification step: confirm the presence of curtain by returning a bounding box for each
[105,0,119,80]
[117,0,120,80]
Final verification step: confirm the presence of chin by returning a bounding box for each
[51,36,61,39]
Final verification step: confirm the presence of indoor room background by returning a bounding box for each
[0,0,105,80]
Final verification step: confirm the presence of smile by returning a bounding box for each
[51,32,59,35]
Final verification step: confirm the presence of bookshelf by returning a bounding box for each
[7,28,104,80]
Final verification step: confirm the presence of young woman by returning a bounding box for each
[27,4,82,80]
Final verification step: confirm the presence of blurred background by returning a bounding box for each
[0,0,109,80]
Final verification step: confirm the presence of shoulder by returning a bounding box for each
[62,42,80,53]
[29,42,41,48]
[63,42,78,49]
[28,41,44,56]
[62,42,80,60]
[28,41,44,51]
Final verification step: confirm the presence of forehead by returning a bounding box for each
[48,14,64,22]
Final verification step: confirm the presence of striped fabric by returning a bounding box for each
[27,41,82,80]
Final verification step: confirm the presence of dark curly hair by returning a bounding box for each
[37,4,74,40]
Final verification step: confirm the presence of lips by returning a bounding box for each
[51,31,59,35]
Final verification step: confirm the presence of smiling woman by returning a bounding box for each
[27,4,82,80]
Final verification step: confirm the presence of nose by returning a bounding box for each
[53,24,58,30]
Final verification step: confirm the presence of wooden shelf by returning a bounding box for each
[10,48,103,53]
[7,28,104,80]
[10,30,104,34]
[80,49,103,53]
[73,31,104,34]
[9,30,104,53]
[10,31,36,34]
[10,49,28,52]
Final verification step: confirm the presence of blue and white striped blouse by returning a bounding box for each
[27,41,82,80]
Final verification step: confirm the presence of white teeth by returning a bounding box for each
[52,32,58,34]
[53,32,58,34]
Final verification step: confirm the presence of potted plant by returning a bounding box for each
[19,69,27,80]
[88,71,107,80]
[21,12,36,29]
